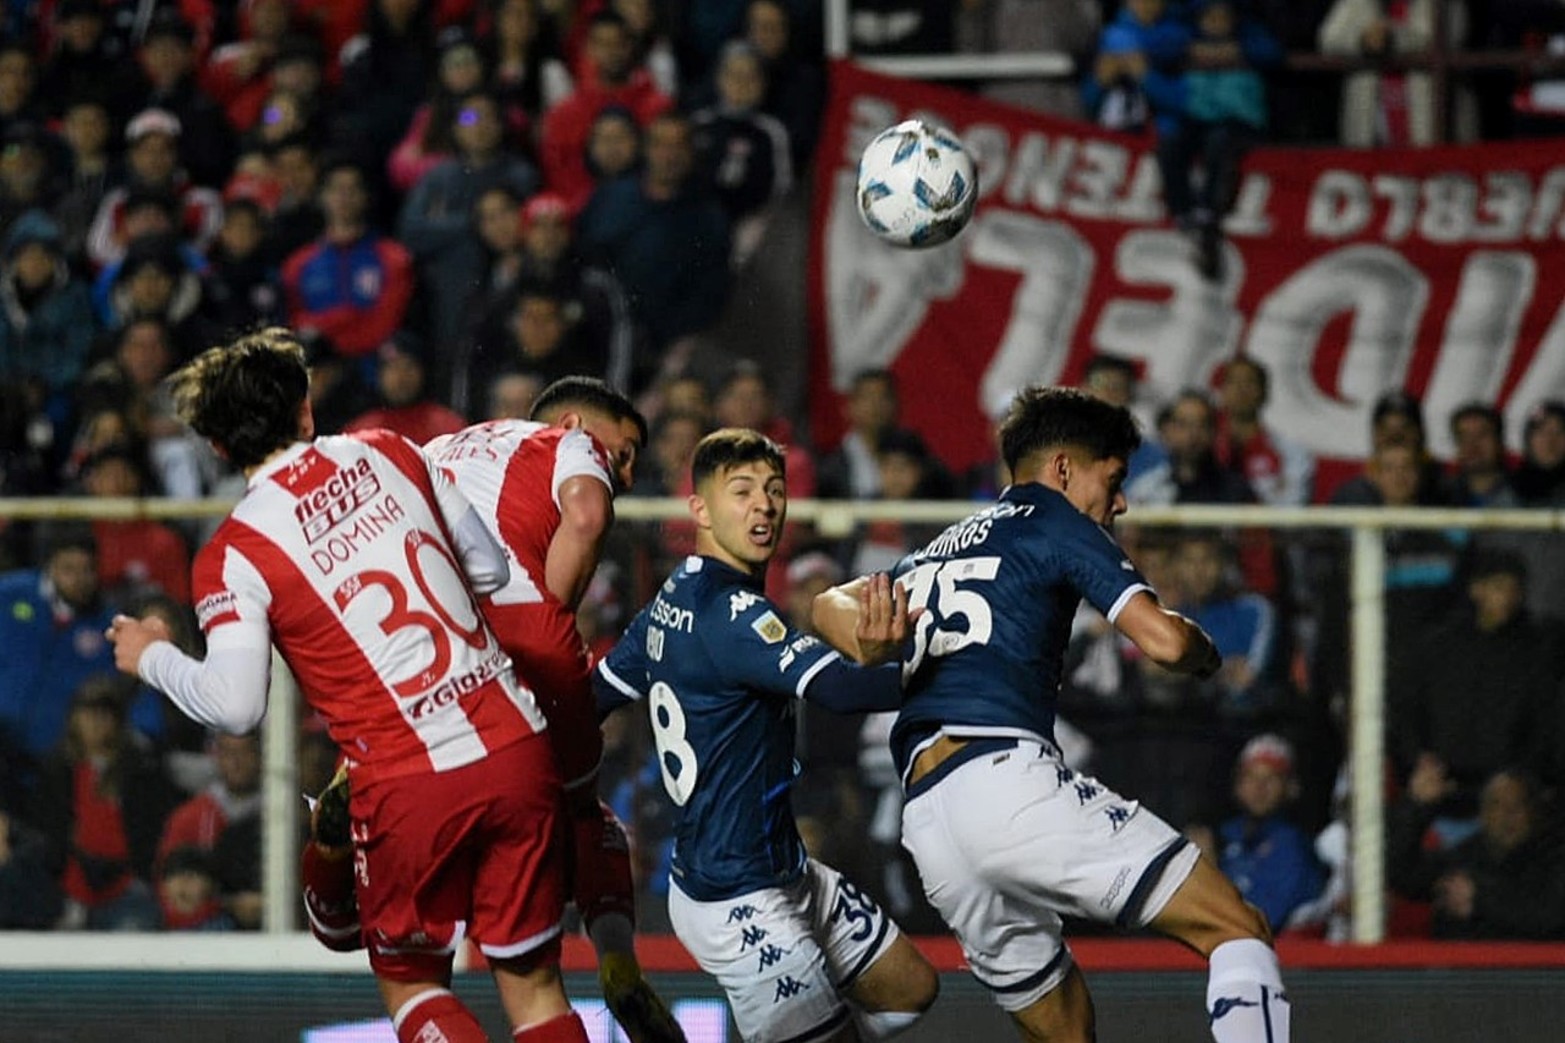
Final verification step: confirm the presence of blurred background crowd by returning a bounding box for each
[2,0,1565,944]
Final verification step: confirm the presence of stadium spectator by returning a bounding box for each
[78,445,193,604]
[0,788,63,929]
[818,368,900,501]
[1440,401,1515,507]
[36,1,120,120]
[1318,0,1477,146]
[49,96,115,263]
[113,12,233,188]
[605,0,680,99]
[1388,764,1565,939]
[157,844,235,930]
[1126,387,1257,507]
[577,111,729,360]
[201,198,283,332]
[0,41,46,141]
[1171,529,1281,715]
[1215,356,1315,507]
[1208,734,1325,934]
[281,158,414,360]
[333,0,439,177]
[156,731,262,928]
[98,232,220,361]
[260,134,323,264]
[538,10,672,209]
[485,370,545,421]
[399,90,539,378]
[0,123,63,241]
[470,283,611,403]
[31,676,175,931]
[740,0,825,172]
[1082,0,1189,135]
[198,0,296,134]
[1507,401,1565,624]
[0,524,117,763]
[387,27,490,195]
[1157,0,1281,280]
[1326,390,1445,505]
[480,0,573,125]
[582,105,644,199]
[690,41,792,264]
[345,331,467,445]
[629,407,706,498]
[1079,352,1167,480]
[85,108,224,270]
[0,209,97,417]
[1389,549,1561,824]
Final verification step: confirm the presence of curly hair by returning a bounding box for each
[167,327,309,470]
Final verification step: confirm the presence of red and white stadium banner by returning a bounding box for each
[809,62,1565,490]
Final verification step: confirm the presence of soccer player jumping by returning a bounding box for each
[108,329,588,1043]
[305,376,685,1043]
[815,387,1290,1043]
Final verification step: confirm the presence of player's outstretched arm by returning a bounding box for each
[812,573,917,665]
[107,614,273,733]
[1112,591,1222,679]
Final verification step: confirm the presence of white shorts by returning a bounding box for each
[668,858,900,1043]
[900,737,1198,1012]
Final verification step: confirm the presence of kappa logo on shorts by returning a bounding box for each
[1074,781,1101,805]
[1105,805,1131,831]
[773,976,810,1002]
[740,925,769,949]
[1057,765,1075,786]
[1209,996,1260,1022]
[727,904,759,923]
[757,944,787,970]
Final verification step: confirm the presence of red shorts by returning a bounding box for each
[491,598,603,789]
[350,735,567,982]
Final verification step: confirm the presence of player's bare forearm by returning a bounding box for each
[811,576,872,660]
[1113,592,1221,679]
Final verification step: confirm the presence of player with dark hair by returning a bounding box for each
[107,328,590,1043]
[594,428,939,1043]
[815,386,1290,1043]
[306,374,683,1042]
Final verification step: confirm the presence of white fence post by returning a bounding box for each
[1350,524,1387,944]
[262,652,300,934]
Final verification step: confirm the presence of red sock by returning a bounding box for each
[301,842,363,952]
[571,801,636,927]
[512,1012,589,1043]
[393,990,489,1043]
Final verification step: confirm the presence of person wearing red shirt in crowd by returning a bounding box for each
[344,332,467,446]
[281,159,414,360]
[107,328,589,1043]
[1214,356,1314,508]
[155,731,263,928]
[310,376,686,1043]
[539,10,671,208]
[79,446,192,604]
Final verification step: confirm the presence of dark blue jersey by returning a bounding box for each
[595,555,845,901]
[888,483,1151,777]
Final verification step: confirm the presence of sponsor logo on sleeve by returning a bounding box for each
[196,590,240,630]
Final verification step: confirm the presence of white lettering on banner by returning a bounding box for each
[816,67,1565,473]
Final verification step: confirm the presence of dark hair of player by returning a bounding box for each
[168,326,309,470]
[691,428,786,491]
[530,375,649,446]
[999,385,1142,477]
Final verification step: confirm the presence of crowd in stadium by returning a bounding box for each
[2,0,1564,943]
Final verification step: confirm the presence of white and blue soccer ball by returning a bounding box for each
[855,119,978,249]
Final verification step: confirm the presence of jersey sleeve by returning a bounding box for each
[700,588,841,698]
[1052,510,1153,624]
[551,427,615,508]
[595,607,652,716]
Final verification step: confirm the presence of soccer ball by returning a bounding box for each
[856,119,978,249]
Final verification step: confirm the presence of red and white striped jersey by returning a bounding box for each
[191,429,546,782]
[425,420,613,615]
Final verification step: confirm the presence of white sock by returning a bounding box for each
[1206,938,1290,1043]
[588,911,636,961]
[852,1009,921,1041]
